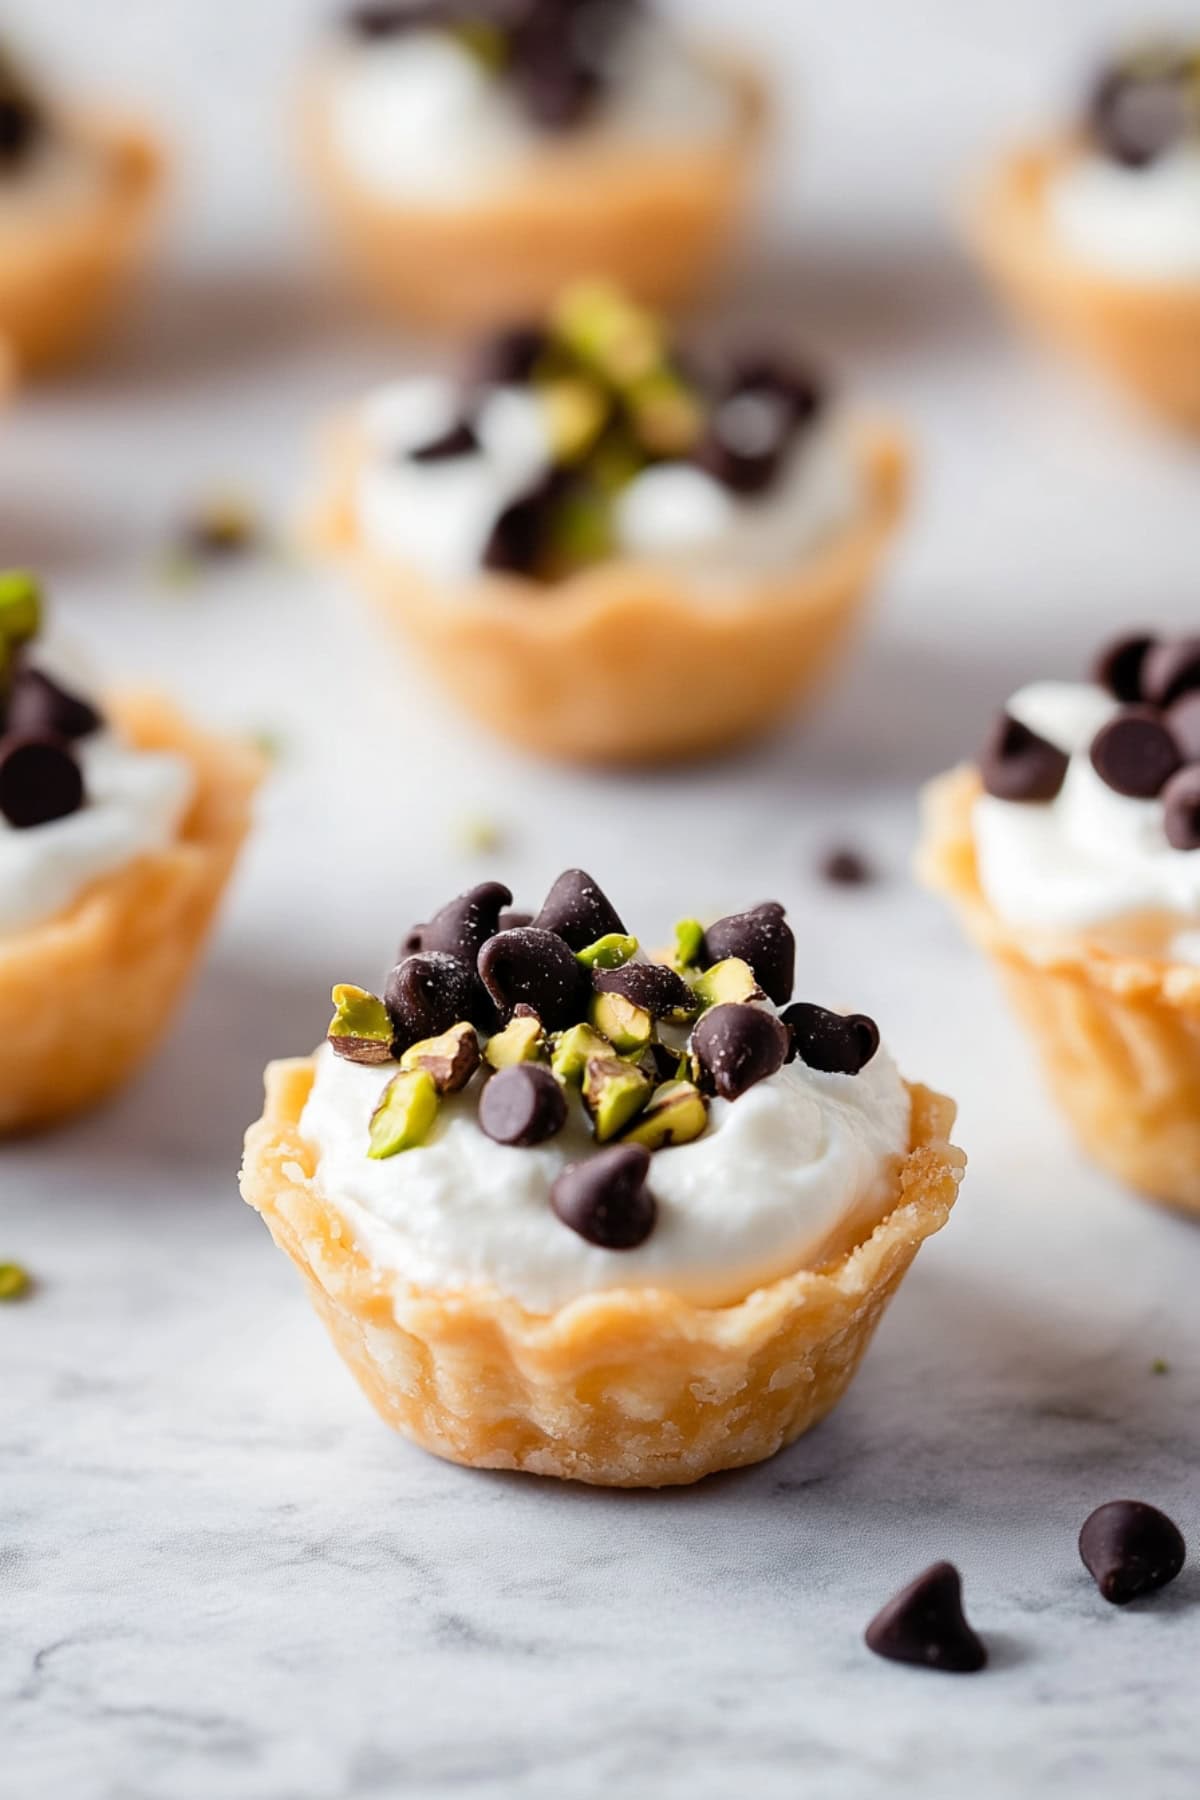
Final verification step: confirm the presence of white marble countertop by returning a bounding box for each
[4,2,1200,1795]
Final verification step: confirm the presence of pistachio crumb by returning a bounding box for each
[456,815,505,856]
[0,1261,32,1301]
[1151,1357,1170,1375]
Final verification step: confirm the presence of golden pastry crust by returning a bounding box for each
[967,139,1200,431]
[240,1060,963,1487]
[0,692,261,1134]
[919,765,1200,1213]
[301,51,766,329]
[0,112,164,374]
[313,419,909,764]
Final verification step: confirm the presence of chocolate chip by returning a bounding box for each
[701,902,795,1006]
[498,909,533,933]
[593,960,695,1020]
[401,882,513,967]
[1167,693,1200,765]
[1089,63,1192,169]
[384,952,477,1054]
[1092,631,1156,703]
[819,846,875,886]
[1079,1500,1186,1605]
[478,1062,566,1147]
[551,1144,656,1249]
[474,326,549,389]
[1089,706,1182,799]
[343,2,435,40]
[782,1002,879,1076]
[691,1003,789,1101]
[408,420,480,463]
[481,471,566,578]
[5,666,102,742]
[0,734,84,829]
[532,868,626,952]
[1163,766,1200,852]
[865,1563,987,1673]
[1140,636,1200,709]
[695,394,793,497]
[478,926,590,1031]
[980,712,1069,803]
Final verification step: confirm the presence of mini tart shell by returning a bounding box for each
[967,138,1200,432]
[0,112,164,375]
[302,51,766,329]
[0,692,261,1135]
[313,419,909,765]
[240,1059,963,1488]
[919,765,1200,1215]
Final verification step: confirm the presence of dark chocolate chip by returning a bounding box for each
[511,52,601,131]
[1163,765,1200,852]
[532,868,626,952]
[478,1062,567,1147]
[474,325,549,389]
[1089,706,1182,799]
[0,734,84,829]
[498,909,533,933]
[644,1040,684,1085]
[342,2,436,40]
[1079,1500,1186,1605]
[729,353,825,426]
[384,952,477,1054]
[1092,631,1156,703]
[0,88,42,167]
[593,960,695,1020]
[478,926,590,1030]
[401,882,513,966]
[481,471,567,578]
[550,1144,656,1249]
[5,666,102,742]
[980,711,1069,803]
[1140,636,1200,709]
[865,1563,987,1673]
[819,846,875,887]
[694,395,793,497]
[1089,63,1192,169]
[691,1003,789,1101]
[701,901,795,1006]
[1167,693,1200,765]
[407,420,480,463]
[782,1002,879,1076]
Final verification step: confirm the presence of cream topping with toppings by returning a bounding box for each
[1046,147,1200,284]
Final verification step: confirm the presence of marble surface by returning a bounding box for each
[4,2,1200,1795]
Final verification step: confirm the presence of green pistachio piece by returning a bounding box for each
[690,957,764,1010]
[589,990,653,1054]
[540,377,610,463]
[552,282,663,388]
[550,1022,612,1085]
[328,983,394,1065]
[621,1080,709,1151]
[544,482,614,574]
[449,20,506,69]
[582,1054,653,1144]
[400,1020,480,1094]
[0,569,41,649]
[368,1069,439,1159]
[576,933,639,971]
[628,370,703,458]
[0,1261,31,1301]
[672,918,706,970]
[485,1014,545,1070]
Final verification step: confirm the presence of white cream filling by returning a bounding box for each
[0,647,194,934]
[324,19,736,207]
[1045,145,1200,283]
[298,1035,910,1312]
[973,680,1200,951]
[355,376,863,586]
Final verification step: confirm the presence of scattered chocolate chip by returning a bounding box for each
[701,902,795,1006]
[343,2,434,40]
[593,960,695,1020]
[0,90,41,166]
[695,393,793,497]
[980,712,1069,803]
[401,882,513,967]
[819,846,875,887]
[1079,1500,1186,1605]
[384,952,477,1054]
[691,1003,789,1101]
[1140,636,1200,709]
[551,1144,656,1249]
[478,926,590,1031]
[1092,631,1156,703]
[1089,706,1182,799]
[783,1002,879,1076]
[475,325,550,389]
[1167,693,1200,764]
[1089,62,1192,169]
[5,666,102,742]
[532,868,626,952]
[1163,766,1200,852]
[511,48,601,131]
[0,734,84,829]
[481,471,566,578]
[478,1062,567,1147]
[408,420,480,463]
[865,1563,987,1673]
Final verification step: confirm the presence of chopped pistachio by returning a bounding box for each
[672,918,706,971]
[583,1055,652,1144]
[455,815,504,855]
[544,481,614,575]
[628,370,704,458]
[401,1020,480,1093]
[368,1068,439,1159]
[622,1081,709,1151]
[251,729,285,764]
[576,933,639,971]
[0,569,41,648]
[0,1261,31,1301]
[485,1014,545,1070]
[550,1021,612,1085]
[553,282,663,388]
[1151,1357,1170,1375]
[450,19,506,68]
[690,956,764,1010]
[540,377,609,463]
[328,984,394,1065]
[589,990,653,1054]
